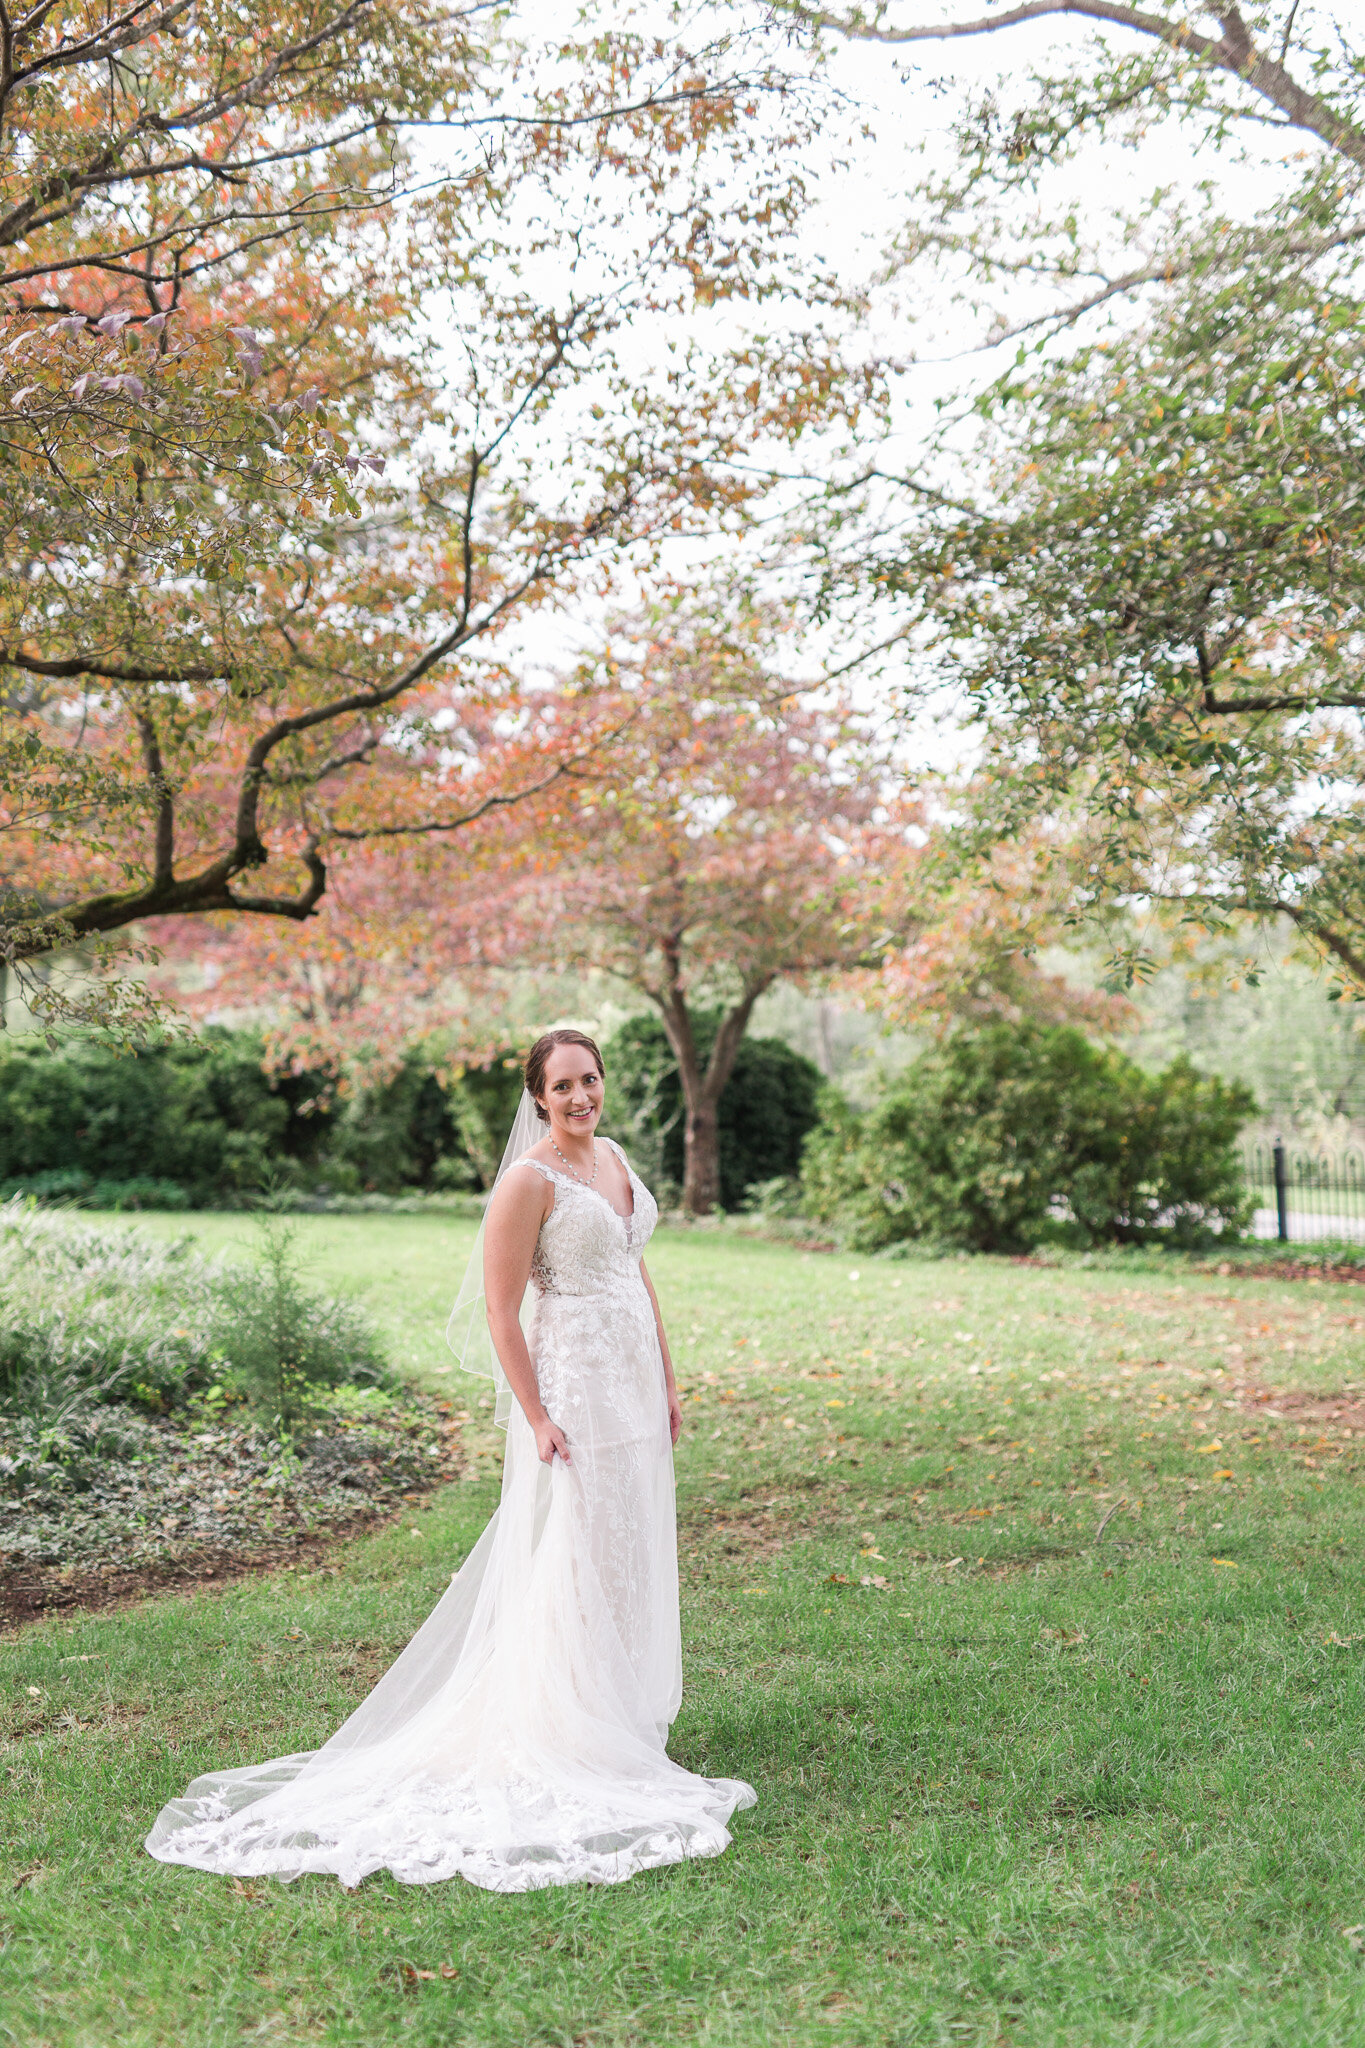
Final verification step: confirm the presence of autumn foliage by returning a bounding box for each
[1,2,855,1033]
[426,616,923,1210]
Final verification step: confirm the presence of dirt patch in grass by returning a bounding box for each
[0,1498,426,1631]
[680,1499,793,1561]
[1204,1259,1365,1286]
[1239,1383,1365,1431]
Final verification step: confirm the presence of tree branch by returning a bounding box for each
[327,758,584,840]
[785,1,1365,169]
[1203,688,1365,714]
[17,836,328,953]
[133,708,174,889]
[0,646,229,684]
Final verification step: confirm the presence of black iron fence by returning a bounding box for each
[1240,1138,1365,1243]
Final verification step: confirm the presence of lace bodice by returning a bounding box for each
[516,1142,658,1296]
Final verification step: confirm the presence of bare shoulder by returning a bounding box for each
[486,1157,554,1232]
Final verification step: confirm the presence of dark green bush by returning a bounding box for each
[324,1048,526,1194]
[0,1032,333,1202]
[603,1012,825,1209]
[801,1022,1255,1252]
[0,1034,529,1204]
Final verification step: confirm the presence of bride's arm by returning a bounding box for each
[483,1169,572,1466]
[639,1261,683,1447]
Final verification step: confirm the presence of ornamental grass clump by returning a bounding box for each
[0,1202,388,1467]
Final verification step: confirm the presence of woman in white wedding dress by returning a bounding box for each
[145,1029,755,1892]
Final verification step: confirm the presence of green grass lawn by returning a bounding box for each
[5,1220,1365,2046]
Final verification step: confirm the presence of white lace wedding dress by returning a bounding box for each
[145,1144,755,1892]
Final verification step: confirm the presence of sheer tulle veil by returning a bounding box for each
[445,1088,544,1427]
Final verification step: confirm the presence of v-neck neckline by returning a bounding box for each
[544,1148,636,1228]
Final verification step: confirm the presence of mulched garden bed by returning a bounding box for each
[0,1396,465,1628]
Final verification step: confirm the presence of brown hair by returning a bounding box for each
[524,1029,605,1123]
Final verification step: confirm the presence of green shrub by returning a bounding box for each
[205,1215,387,1430]
[0,1169,191,1210]
[0,1032,334,1202]
[323,1048,526,1194]
[602,1013,825,1209]
[0,1033,530,1204]
[800,1022,1255,1253]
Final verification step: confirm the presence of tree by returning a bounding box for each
[456,611,921,1212]
[876,829,1136,1033]
[769,3,1365,986]
[1,3,848,1032]
[777,2,1365,342]
[881,267,1365,988]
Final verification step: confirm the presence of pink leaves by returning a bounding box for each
[95,310,132,336]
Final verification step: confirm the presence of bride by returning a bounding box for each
[145,1027,756,1892]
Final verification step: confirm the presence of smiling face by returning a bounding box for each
[536,1043,605,1142]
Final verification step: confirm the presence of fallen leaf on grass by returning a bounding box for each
[12,1863,43,1891]
[1210,1558,1238,1569]
[860,1575,890,1590]
[1194,1443,1224,1455]
[1343,1925,1365,1952]
[228,1877,271,1906]
[828,1572,851,1585]
[388,1961,460,1990]
[1211,1469,1234,1481]
[943,1556,965,1570]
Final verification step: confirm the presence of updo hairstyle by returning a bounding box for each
[524,1029,605,1124]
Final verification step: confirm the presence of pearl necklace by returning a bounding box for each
[551,1134,599,1186]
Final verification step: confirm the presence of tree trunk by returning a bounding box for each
[654,972,772,1216]
[681,1092,722,1215]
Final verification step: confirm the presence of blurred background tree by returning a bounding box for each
[1,1,852,1032]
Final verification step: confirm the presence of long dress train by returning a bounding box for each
[144,1146,755,1892]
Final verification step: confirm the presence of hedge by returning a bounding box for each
[0,1034,527,1205]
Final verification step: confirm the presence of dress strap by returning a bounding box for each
[514,1157,558,1184]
